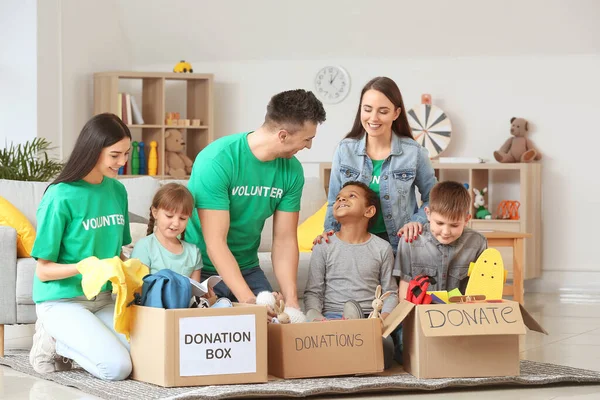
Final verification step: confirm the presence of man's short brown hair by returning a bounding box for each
[264,89,326,132]
[428,181,471,221]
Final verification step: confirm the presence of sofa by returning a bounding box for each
[0,175,326,355]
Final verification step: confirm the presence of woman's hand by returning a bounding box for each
[313,230,334,245]
[397,222,423,243]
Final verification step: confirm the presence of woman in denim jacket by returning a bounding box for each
[316,77,437,252]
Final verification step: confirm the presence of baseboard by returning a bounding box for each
[525,271,600,295]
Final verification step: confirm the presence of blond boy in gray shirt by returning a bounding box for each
[395,181,488,298]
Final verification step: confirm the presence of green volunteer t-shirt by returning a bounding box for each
[369,159,386,234]
[31,178,132,303]
[186,132,304,272]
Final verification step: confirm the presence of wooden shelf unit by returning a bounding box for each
[319,161,542,280]
[93,71,214,177]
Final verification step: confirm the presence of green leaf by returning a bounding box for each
[0,138,64,181]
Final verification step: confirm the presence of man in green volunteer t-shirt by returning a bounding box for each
[186,89,326,312]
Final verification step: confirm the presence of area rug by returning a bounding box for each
[2,349,600,400]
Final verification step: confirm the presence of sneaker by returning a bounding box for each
[54,356,74,372]
[29,319,57,374]
[306,309,326,322]
[342,300,364,320]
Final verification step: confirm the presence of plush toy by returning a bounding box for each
[494,117,542,163]
[256,291,306,323]
[272,300,291,324]
[165,129,193,179]
[368,285,393,320]
[473,187,492,220]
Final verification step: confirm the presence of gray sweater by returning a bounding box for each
[304,233,399,314]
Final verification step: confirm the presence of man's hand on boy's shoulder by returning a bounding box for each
[397,222,423,243]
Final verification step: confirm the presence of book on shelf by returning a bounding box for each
[125,93,132,126]
[117,92,144,125]
[437,157,486,164]
[117,93,122,120]
[130,95,144,124]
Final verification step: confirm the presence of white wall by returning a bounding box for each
[0,0,37,147]
[35,0,599,293]
[36,0,132,158]
[137,55,600,293]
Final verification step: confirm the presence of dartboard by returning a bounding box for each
[407,104,452,158]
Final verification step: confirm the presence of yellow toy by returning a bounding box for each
[465,248,507,300]
[173,60,193,73]
[148,141,158,176]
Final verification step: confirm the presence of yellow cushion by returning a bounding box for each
[297,203,328,253]
[0,196,36,257]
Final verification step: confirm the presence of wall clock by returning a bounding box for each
[314,66,351,104]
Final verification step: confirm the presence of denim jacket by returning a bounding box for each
[324,134,437,251]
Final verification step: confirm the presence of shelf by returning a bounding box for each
[471,219,521,224]
[431,161,539,171]
[165,125,209,129]
[118,174,190,180]
[95,71,213,183]
[127,124,163,129]
[94,71,213,80]
[127,124,209,129]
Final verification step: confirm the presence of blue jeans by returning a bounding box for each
[35,292,131,381]
[391,325,403,364]
[201,266,273,302]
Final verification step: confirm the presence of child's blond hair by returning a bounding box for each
[428,181,470,221]
[147,183,194,239]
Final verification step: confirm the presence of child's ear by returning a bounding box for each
[425,207,431,221]
[465,213,472,224]
[364,205,376,219]
[151,207,158,219]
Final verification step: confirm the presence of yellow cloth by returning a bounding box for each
[297,203,328,252]
[76,256,149,340]
[0,196,36,257]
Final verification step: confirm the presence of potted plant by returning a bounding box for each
[0,138,63,181]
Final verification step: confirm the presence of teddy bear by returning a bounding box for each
[493,117,542,163]
[165,129,193,179]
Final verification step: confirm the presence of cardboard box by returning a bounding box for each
[382,300,547,379]
[268,318,384,379]
[130,304,267,387]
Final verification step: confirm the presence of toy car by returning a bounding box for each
[173,60,193,73]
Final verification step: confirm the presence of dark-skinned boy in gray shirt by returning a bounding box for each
[304,181,398,368]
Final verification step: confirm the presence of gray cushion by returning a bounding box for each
[129,211,149,224]
[259,251,312,310]
[258,177,326,252]
[16,304,37,324]
[16,257,37,305]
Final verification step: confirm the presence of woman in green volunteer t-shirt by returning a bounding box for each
[28,113,133,381]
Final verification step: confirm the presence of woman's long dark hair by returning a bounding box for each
[51,113,131,186]
[345,76,413,140]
